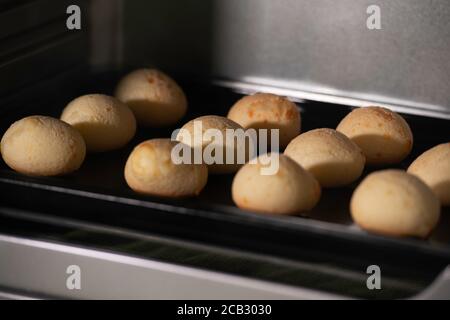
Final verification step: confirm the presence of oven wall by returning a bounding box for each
[0,0,90,114]
[121,0,450,116]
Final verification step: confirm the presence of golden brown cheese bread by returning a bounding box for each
[337,107,413,165]
[351,170,440,238]
[176,115,247,174]
[408,143,450,206]
[125,139,208,198]
[115,69,187,127]
[228,93,301,149]
[232,154,321,215]
[1,116,86,176]
[285,128,365,187]
[61,94,136,153]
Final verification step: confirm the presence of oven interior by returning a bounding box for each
[0,0,449,299]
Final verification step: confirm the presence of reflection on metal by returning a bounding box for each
[0,234,345,300]
[414,267,450,300]
[215,77,450,120]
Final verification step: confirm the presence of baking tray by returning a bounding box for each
[0,71,449,287]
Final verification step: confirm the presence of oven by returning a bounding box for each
[0,0,449,300]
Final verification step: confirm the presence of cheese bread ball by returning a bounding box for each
[1,116,86,176]
[232,154,321,215]
[285,128,365,187]
[337,107,413,165]
[408,143,450,206]
[227,93,301,148]
[176,115,247,174]
[61,94,136,153]
[351,170,440,238]
[125,139,208,198]
[115,69,187,127]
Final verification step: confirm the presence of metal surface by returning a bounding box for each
[0,232,449,299]
[122,0,450,118]
[0,0,76,39]
[0,289,40,300]
[415,267,450,300]
[0,34,88,97]
[0,205,436,299]
[0,234,344,300]
[0,0,89,98]
[89,0,123,70]
[214,79,450,120]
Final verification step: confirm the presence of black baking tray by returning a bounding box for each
[1,71,450,289]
